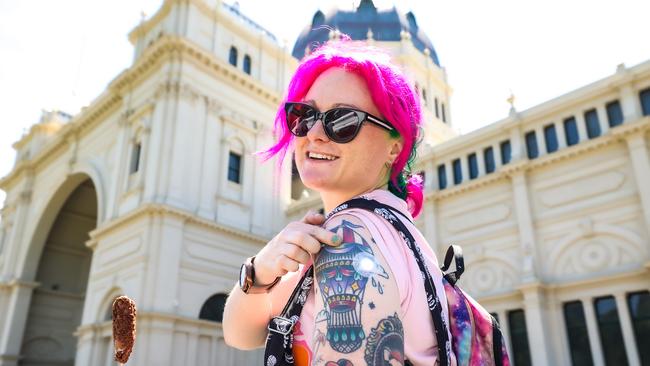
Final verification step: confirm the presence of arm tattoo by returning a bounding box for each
[315,219,389,353]
[364,314,405,366]
[325,359,354,366]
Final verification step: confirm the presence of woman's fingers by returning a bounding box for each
[301,210,325,225]
[282,243,311,264]
[278,255,300,273]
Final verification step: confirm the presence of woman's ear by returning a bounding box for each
[387,137,403,163]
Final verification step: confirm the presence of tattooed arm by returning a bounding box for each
[314,214,405,366]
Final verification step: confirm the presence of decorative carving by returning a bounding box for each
[445,203,510,233]
[550,233,641,279]
[539,171,625,208]
[460,259,517,296]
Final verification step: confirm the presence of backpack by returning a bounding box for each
[265,197,511,366]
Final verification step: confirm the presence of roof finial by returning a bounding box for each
[507,90,517,115]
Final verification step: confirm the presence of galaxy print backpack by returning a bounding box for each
[264,198,510,366]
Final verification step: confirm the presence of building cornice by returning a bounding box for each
[0,92,123,191]
[109,35,282,108]
[87,202,270,247]
[423,116,650,201]
[1,33,284,192]
[128,0,288,58]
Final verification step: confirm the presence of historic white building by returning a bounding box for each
[0,0,648,366]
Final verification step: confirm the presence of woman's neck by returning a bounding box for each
[321,183,388,215]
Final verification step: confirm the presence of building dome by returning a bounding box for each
[292,0,441,66]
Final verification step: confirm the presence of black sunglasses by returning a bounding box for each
[284,102,395,143]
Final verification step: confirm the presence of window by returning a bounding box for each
[434,98,440,118]
[584,109,601,139]
[243,54,251,75]
[437,164,447,190]
[595,296,628,365]
[229,46,238,67]
[441,102,447,123]
[500,140,511,164]
[525,131,538,159]
[468,153,478,179]
[130,142,141,174]
[563,301,594,366]
[544,124,558,153]
[484,147,495,174]
[640,88,650,116]
[199,293,228,322]
[628,291,650,365]
[228,152,242,184]
[452,158,462,185]
[606,100,624,127]
[564,117,579,146]
[508,309,532,366]
[422,88,428,106]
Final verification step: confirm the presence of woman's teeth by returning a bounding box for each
[308,152,338,161]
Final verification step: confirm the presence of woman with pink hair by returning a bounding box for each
[223,40,456,366]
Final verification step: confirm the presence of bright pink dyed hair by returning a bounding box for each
[259,40,425,218]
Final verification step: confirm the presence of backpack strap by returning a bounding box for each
[264,266,314,366]
[326,198,452,366]
[440,245,464,286]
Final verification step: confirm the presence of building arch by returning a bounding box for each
[19,169,104,280]
[96,287,125,322]
[16,172,99,365]
[199,293,229,322]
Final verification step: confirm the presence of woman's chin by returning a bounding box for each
[301,176,338,192]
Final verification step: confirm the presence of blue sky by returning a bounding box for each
[1,0,649,208]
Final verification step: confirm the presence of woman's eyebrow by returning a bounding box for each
[331,102,360,109]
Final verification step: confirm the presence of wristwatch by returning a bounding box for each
[239,256,281,294]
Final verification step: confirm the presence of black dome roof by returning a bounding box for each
[292,0,440,66]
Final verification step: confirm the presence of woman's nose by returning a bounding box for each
[306,119,330,142]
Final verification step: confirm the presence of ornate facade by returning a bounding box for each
[0,0,648,365]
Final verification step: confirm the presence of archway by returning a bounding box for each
[19,178,97,366]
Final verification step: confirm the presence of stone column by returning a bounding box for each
[597,105,610,135]
[615,293,641,366]
[575,112,589,143]
[581,297,605,366]
[534,126,546,157]
[509,126,524,162]
[624,133,650,242]
[520,284,552,366]
[423,201,440,254]
[619,84,642,122]
[460,155,469,184]
[497,309,512,357]
[0,279,38,366]
[492,142,502,169]
[510,171,539,281]
[477,150,486,177]
[555,120,567,149]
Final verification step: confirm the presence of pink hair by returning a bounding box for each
[258,40,425,218]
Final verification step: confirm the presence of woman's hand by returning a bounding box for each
[253,210,342,285]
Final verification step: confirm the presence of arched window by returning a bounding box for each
[422,88,428,106]
[129,142,141,174]
[243,54,251,75]
[229,46,238,67]
[199,293,228,322]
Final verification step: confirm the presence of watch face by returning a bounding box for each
[239,263,247,289]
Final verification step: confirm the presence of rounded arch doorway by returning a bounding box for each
[19,178,97,366]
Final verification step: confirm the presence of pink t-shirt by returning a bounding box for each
[271,189,455,366]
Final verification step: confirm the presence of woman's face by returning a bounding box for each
[294,67,402,197]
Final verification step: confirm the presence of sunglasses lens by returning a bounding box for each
[324,109,361,142]
[286,103,316,137]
